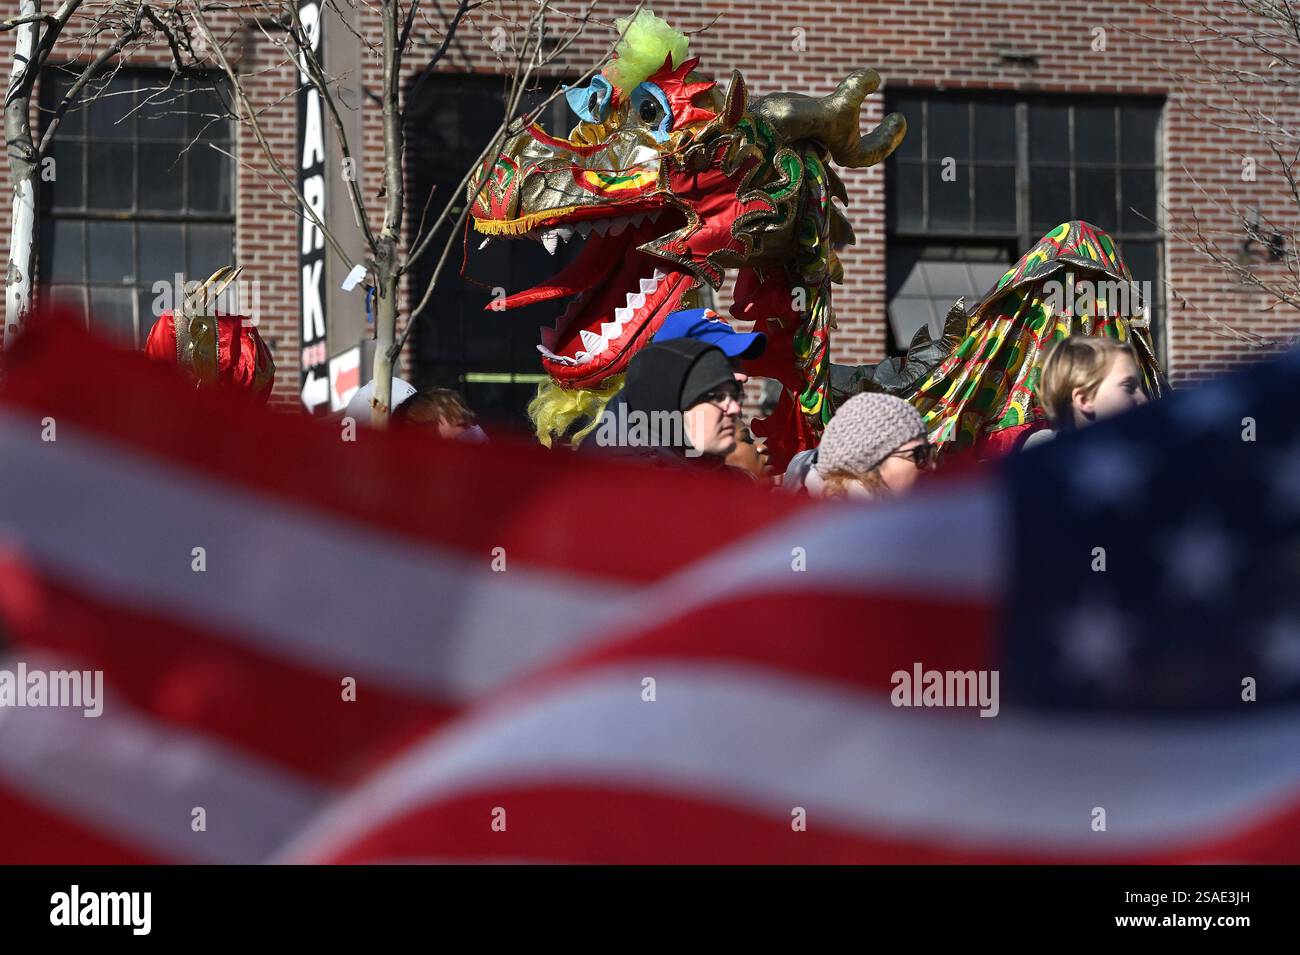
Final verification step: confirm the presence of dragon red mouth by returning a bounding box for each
[487,206,694,388]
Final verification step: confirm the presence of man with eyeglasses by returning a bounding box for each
[620,339,748,468]
[584,309,764,461]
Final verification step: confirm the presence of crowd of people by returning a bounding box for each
[358,306,1156,500]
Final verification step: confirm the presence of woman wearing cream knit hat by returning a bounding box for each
[810,392,936,500]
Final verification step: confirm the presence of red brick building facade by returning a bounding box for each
[3,1,1296,418]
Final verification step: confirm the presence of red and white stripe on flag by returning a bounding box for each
[1,312,1298,863]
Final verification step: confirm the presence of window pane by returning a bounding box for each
[891,163,924,231]
[188,82,232,143]
[1121,169,1158,232]
[136,83,188,141]
[140,285,166,330]
[973,102,1016,161]
[888,296,934,347]
[1030,165,1071,231]
[46,140,84,209]
[886,245,923,299]
[1120,105,1160,164]
[187,224,233,278]
[1076,166,1117,229]
[1074,105,1116,164]
[45,285,86,314]
[41,219,84,282]
[928,161,970,230]
[87,141,134,210]
[138,143,185,210]
[40,72,84,137]
[927,100,970,161]
[139,223,186,289]
[894,100,923,161]
[1122,239,1159,286]
[89,286,137,345]
[86,221,135,284]
[922,261,975,300]
[188,146,232,213]
[1029,105,1069,162]
[974,164,1016,231]
[88,79,136,141]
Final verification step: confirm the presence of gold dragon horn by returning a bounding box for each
[752,70,907,169]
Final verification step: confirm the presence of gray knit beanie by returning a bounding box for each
[815,392,926,477]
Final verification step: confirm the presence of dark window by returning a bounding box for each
[39,70,235,346]
[404,75,577,428]
[886,93,1164,358]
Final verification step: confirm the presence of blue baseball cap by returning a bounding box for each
[653,308,766,359]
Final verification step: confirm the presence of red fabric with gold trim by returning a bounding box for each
[144,311,275,403]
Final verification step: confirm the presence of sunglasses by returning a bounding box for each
[888,442,937,469]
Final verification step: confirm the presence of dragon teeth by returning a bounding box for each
[540,231,559,255]
[630,213,647,228]
[600,321,622,340]
[652,268,667,281]
[614,306,632,324]
[478,237,493,251]
[608,217,630,237]
[537,344,576,365]
[580,328,603,352]
[592,219,610,237]
[626,292,646,311]
[639,277,659,294]
[576,222,592,238]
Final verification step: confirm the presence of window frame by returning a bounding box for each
[37,67,237,346]
[885,91,1166,362]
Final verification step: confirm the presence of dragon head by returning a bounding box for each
[467,10,905,454]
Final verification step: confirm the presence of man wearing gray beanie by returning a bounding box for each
[812,392,935,498]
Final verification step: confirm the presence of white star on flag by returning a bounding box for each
[1056,599,1130,685]
[1163,520,1235,600]
[1067,439,1148,507]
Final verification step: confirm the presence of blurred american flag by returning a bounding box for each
[0,312,1297,863]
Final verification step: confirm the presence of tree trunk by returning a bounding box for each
[4,0,39,348]
[371,0,404,427]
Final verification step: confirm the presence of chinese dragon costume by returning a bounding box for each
[467,11,1165,466]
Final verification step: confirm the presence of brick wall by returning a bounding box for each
[4,0,1297,415]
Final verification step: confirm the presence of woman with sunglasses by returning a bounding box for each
[809,392,937,500]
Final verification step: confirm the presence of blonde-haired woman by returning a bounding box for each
[1023,336,1149,450]
[810,393,936,500]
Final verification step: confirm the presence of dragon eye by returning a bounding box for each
[629,82,673,142]
[564,75,613,124]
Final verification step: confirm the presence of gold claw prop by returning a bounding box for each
[177,264,244,389]
[183,265,244,316]
[752,70,908,169]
